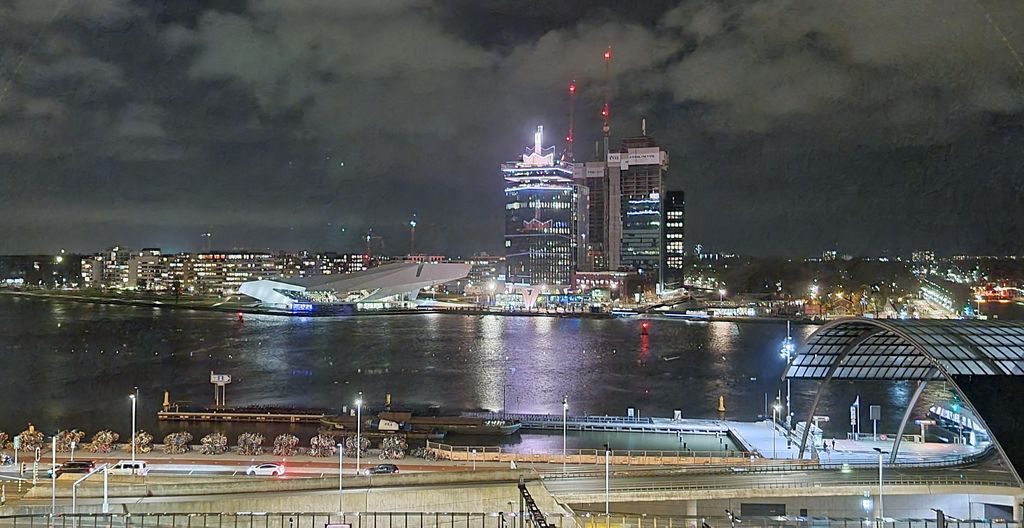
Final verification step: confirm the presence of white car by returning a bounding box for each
[246,463,285,476]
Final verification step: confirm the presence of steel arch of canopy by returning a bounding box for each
[786,317,1024,486]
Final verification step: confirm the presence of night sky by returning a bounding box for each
[1,0,1023,257]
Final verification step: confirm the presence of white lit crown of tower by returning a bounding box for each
[522,125,555,167]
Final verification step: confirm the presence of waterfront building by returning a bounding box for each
[80,255,103,288]
[165,253,192,292]
[192,251,277,294]
[102,246,134,289]
[573,270,634,303]
[662,190,685,288]
[503,126,588,296]
[238,261,471,311]
[609,135,668,286]
[573,160,607,271]
[463,253,504,294]
[572,128,669,291]
[276,252,311,278]
[317,252,370,275]
[402,254,448,263]
[127,248,167,290]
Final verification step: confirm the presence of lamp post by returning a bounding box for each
[604,444,610,528]
[50,436,56,519]
[342,442,350,511]
[355,393,363,473]
[562,395,568,476]
[780,320,796,431]
[129,393,137,462]
[718,289,726,303]
[772,403,781,458]
[873,447,888,521]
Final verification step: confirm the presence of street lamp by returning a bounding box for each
[355,393,363,473]
[562,395,568,476]
[771,403,781,458]
[337,443,344,512]
[51,435,56,518]
[779,320,796,431]
[873,447,888,520]
[129,393,137,462]
[604,444,611,528]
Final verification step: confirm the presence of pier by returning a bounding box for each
[157,409,327,423]
[462,412,729,435]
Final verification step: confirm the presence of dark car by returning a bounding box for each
[56,460,96,476]
[363,463,399,475]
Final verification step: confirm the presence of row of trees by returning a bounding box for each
[0,429,408,459]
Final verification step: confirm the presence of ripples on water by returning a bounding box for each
[1,295,1004,442]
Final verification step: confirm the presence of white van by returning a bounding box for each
[110,460,149,476]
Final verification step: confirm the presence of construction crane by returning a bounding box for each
[602,46,612,158]
[564,79,576,161]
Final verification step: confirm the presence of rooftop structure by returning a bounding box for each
[787,318,1024,485]
[238,261,470,310]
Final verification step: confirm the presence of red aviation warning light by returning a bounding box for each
[601,103,609,118]
[604,46,612,61]
[569,81,576,94]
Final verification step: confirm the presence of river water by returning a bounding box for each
[2,295,1014,449]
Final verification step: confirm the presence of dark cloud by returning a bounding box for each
[0,0,1023,256]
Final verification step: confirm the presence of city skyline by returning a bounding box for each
[2,1,1024,257]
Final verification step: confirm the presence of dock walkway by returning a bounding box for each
[462,412,728,435]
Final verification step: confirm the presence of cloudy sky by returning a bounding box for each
[1,0,1022,256]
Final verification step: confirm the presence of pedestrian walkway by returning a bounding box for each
[724,420,983,463]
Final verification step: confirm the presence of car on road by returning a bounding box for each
[246,463,285,476]
[110,460,149,476]
[362,463,399,475]
[47,460,96,477]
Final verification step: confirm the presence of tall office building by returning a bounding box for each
[572,161,608,271]
[607,135,668,284]
[662,190,685,288]
[504,126,588,292]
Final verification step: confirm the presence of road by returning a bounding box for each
[541,458,1020,496]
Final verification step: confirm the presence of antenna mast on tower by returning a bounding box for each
[602,46,612,159]
[565,80,576,161]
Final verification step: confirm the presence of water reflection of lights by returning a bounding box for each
[708,321,739,351]
[476,315,505,411]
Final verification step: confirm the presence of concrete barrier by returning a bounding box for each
[28,468,541,499]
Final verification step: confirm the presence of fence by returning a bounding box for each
[0,513,1018,528]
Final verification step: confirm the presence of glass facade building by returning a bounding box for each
[662,190,685,288]
[609,136,667,284]
[503,126,587,289]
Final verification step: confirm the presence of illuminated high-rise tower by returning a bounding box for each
[503,126,588,298]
